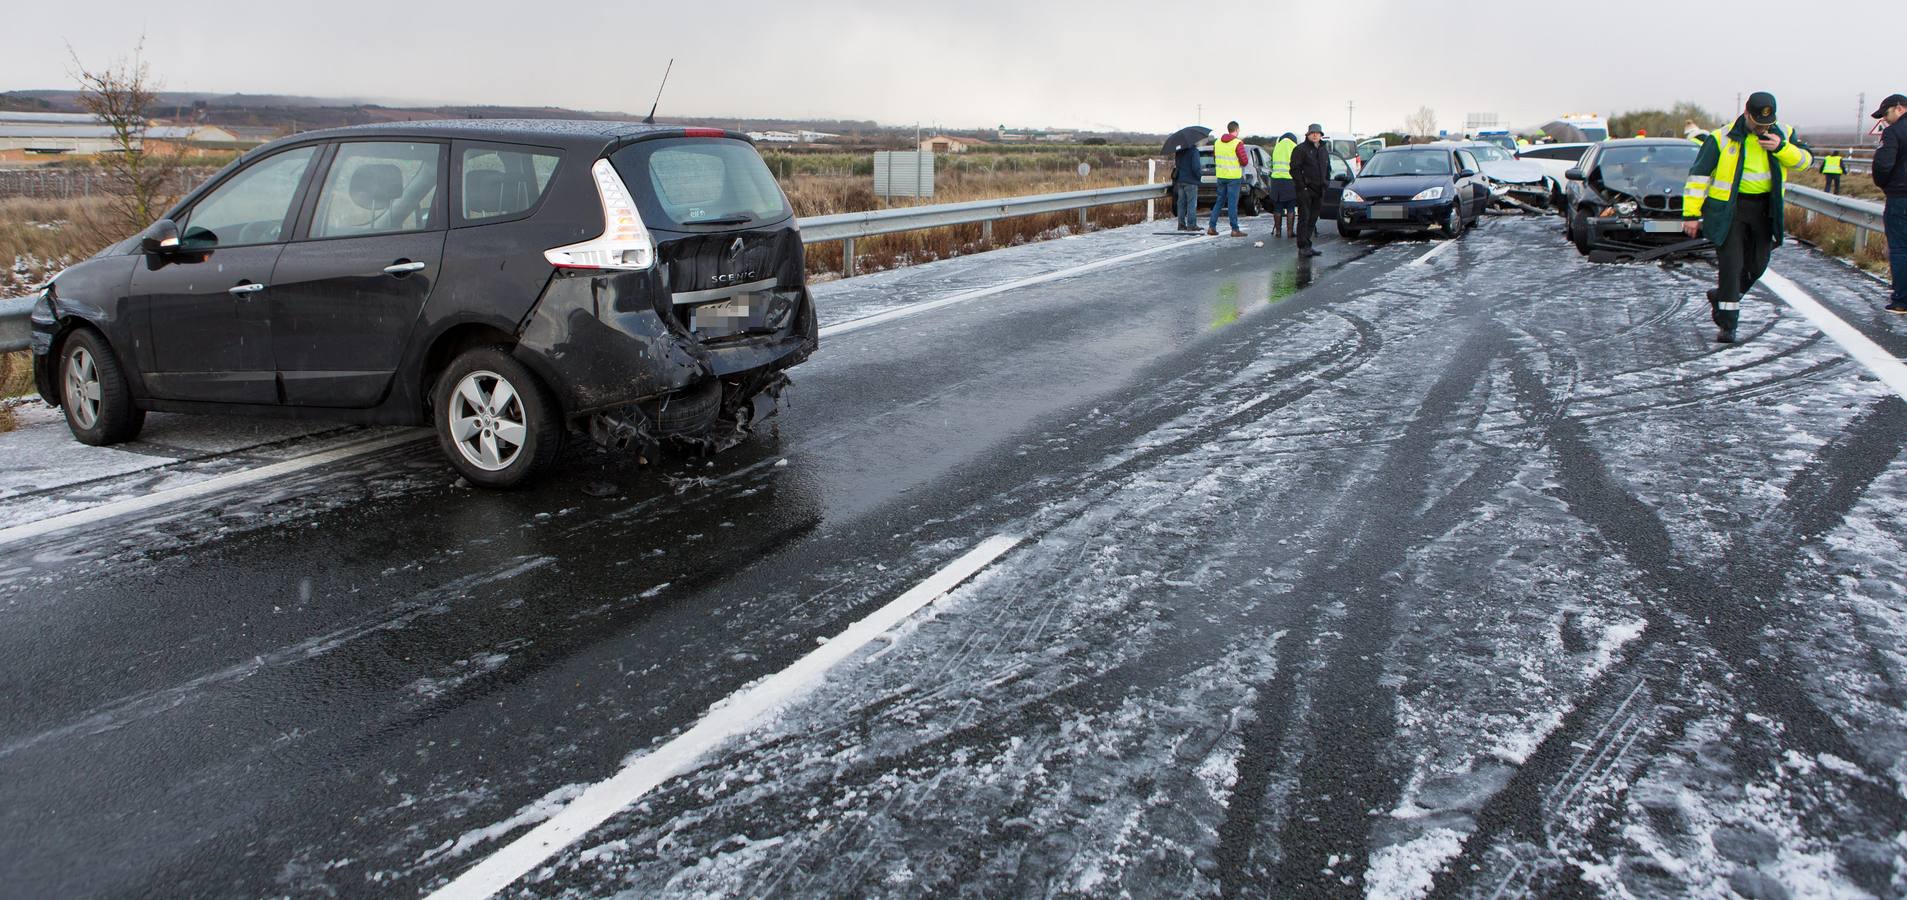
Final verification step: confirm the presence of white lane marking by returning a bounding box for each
[0,430,426,547]
[818,235,1217,338]
[1408,239,1458,268]
[426,533,1026,900]
[1761,269,1907,400]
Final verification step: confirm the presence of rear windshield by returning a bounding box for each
[1594,144,1700,195]
[1361,150,1453,177]
[610,137,790,230]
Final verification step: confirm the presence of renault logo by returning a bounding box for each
[728,237,745,258]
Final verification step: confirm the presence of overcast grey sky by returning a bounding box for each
[6,0,1899,135]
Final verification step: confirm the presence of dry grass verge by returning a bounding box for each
[0,350,37,433]
[3,196,120,293]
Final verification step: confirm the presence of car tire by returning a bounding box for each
[1571,210,1594,255]
[1440,204,1462,239]
[1338,221,1361,240]
[58,327,144,446]
[1240,192,1260,217]
[431,347,562,488]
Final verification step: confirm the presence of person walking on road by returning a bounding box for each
[1683,91,1814,344]
[1291,123,1330,258]
[1173,138,1202,232]
[1871,93,1907,313]
[1207,121,1248,237]
[1269,133,1299,238]
[1821,149,1845,195]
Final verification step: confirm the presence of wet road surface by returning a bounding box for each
[3,217,1905,898]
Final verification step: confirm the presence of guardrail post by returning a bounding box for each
[981,220,992,245]
[1854,227,1868,253]
[843,237,856,276]
[1145,160,1156,223]
[1079,208,1088,232]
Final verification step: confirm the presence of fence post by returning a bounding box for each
[843,237,856,276]
[1145,159,1156,223]
[1854,227,1868,253]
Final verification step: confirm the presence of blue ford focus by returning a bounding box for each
[1337,146,1493,240]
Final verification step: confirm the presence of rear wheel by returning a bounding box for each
[1239,191,1260,217]
[431,347,562,488]
[59,328,144,445]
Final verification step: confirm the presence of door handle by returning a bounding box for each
[228,282,266,296]
[383,261,427,276]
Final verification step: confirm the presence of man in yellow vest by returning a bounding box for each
[1206,121,1249,237]
[1683,91,1814,344]
[1822,151,1845,195]
[1269,133,1298,238]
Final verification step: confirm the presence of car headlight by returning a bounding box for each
[1412,186,1445,201]
[1342,188,1364,204]
[1614,201,1638,215]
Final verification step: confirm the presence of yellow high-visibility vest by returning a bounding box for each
[1823,154,1844,175]
[1270,138,1294,180]
[1213,137,1243,180]
[1685,123,1811,216]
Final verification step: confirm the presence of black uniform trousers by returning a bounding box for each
[1295,187,1322,250]
[1712,193,1773,332]
[1824,173,1842,194]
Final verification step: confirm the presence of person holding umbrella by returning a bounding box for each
[1162,125,1210,232]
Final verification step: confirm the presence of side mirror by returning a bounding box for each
[1457,168,1479,179]
[1564,168,1585,181]
[139,218,182,254]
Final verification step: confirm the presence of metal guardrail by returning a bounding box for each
[1784,183,1888,251]
[0,181,1173,355]
[796,182,1169,274]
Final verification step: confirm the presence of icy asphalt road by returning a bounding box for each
[3,217,1907,898]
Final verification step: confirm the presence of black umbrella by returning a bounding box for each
[1162,125,1211,153]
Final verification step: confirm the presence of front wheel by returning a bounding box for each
[1439,203,1462,239]
[1571,210,1593,255]
[59,328,144,445]
[431,347,563,488]
[1338,221,1361,240]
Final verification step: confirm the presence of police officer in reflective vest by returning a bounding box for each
[1269,133,1298,238]
[1683,91,1814,344]
[1822,151,1845,195]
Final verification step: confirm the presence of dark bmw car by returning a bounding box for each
[1337,145,1492,239]
[1561,138,1705,256]
[29,120,817,487]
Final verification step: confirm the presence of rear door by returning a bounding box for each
[131,144,320,404]
[267,140,447,407]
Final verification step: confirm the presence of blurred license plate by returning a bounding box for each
[692,296,753,332]
[1371,205,1406,220]
[1643,219,1684,233]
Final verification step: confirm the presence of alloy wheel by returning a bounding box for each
[447,370,528,472]
[64,346,101,430]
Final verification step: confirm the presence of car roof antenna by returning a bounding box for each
[642,59,674,125]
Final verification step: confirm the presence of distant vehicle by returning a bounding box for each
[1437,140,1558,211]
[1326,133,1388,172]
[1542,113,1609,144]
[29,120,818,487]
[1337,145,1492,239]
[1560,138,1705,256]
[1473,130,1519,153]
[1515,142,1594,189]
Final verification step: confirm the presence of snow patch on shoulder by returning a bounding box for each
[1364,827,1467,900]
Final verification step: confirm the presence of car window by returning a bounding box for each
[611,137,791,229]
[179,147,317,249]
[1456,150,1479,172]
[309,142,442,239]
[1328,155,1352,180]
[461,146,560,223]
[1469,145,1510,162]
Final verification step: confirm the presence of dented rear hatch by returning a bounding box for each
[608,135,805,341]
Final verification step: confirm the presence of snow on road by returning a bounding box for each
[484,218,1907,898]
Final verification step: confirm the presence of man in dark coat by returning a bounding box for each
[1291,123,1330,257]
[1871,93,1907,313]
[1172,140,1202,232]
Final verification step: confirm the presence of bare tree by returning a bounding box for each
[69,39,180,232]
[1404,106,1438,140]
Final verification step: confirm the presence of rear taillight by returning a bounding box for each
[544,159,655,272]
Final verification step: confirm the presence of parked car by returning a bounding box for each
[1440,140,1558,211]
[1337,145,1492,239]
[1515,141,1594,197]
[29,120,818,487]
[1560,138,1705,256]
[1198,142,1277,215]
[1326,133,1387,172]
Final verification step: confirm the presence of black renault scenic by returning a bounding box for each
[28,120,817,487]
